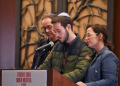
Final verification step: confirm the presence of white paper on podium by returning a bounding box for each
[2,70,47,86]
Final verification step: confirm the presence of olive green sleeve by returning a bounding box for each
[37,46,55,69]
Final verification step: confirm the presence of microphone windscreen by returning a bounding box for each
[49,41,54,47]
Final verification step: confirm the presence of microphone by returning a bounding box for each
[35,41,54,51]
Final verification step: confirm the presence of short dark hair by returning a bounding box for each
[51,16,73,30]
[41,13,57,21]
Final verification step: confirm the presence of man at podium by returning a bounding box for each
[37,12,94,83]
[31,13,59,69]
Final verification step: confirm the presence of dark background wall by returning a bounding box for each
[0,0,20,69]
[0,0,120,85]
[114,0,120,84]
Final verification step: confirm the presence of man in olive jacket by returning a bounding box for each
[38,12,94,83]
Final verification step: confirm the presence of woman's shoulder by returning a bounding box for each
[103,49,115,57]
[101,49,119,62]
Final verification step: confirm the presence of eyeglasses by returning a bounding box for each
[85,33,98,38]
[41,25,52,31]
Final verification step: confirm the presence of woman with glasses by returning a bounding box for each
[76,24,119,86]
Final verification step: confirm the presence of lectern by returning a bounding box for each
[0,69,77,86]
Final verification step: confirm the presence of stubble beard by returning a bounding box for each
[62,29,69,43]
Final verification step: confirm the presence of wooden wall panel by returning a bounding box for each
[114,0,120,85]
[0,0,21,69]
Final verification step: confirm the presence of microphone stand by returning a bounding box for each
[34,49,44,69]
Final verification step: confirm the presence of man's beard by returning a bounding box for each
[62,29,69,43]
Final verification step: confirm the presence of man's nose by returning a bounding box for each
[85,36,88,40]
[45,28,49,32]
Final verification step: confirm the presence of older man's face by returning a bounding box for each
[41,17,56,40]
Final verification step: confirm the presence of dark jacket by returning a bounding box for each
[31,39,58,69]
[85,46,119,86]
[38,33,94,83]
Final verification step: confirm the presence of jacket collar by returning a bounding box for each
[89,46,109,67]
[97,46,108,56]
[69,33,82,45]
[67,33,82,49]
[62,33,82,56]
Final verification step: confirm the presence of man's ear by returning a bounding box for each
[66,24,71,31]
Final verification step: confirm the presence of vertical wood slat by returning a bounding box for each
[15,0,21,68]
[57,0,68,14]
[107,0,114,44]
[114,0,120,85]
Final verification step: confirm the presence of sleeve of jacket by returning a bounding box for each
[63,46,94,83]
[85,52,119,86]
[37,46,55,69]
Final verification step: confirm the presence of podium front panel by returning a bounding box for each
[2,70,47,86]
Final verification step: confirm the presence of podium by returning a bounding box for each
[0,69,77,86]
